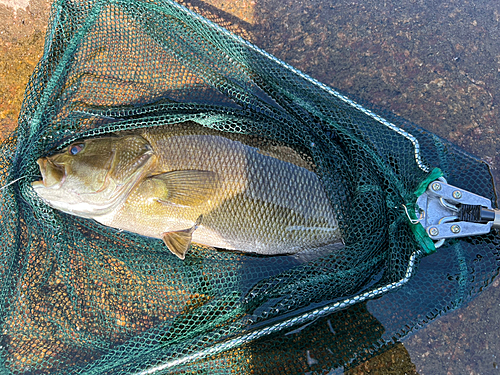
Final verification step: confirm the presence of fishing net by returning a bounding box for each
[1,0,499,373]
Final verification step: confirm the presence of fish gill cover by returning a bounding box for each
[0,0,499,373]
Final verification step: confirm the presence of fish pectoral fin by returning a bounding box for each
[152,170,219,206]
[162,216,203,260]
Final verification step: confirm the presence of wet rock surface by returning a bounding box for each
[1,0,499,374]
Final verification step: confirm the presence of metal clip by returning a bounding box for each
[415,178,500,248]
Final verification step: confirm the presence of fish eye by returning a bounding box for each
[69,143,85,155]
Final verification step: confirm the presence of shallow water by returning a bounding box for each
[1,0,499,373]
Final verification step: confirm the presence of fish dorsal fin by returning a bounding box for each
[162,216,203,259]
[152,170,218,206]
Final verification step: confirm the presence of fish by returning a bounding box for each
[32,122,341,259]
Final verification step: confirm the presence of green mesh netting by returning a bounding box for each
[1,0,499,373]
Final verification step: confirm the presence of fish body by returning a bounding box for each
[32,123,341,259]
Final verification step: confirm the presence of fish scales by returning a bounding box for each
[32,123,342,259]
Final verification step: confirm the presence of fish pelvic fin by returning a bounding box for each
[162,215,203,260]
[152,170,219,207]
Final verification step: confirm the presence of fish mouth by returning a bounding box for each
[35,157,66,188]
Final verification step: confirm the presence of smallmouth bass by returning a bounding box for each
[32,122,341,259]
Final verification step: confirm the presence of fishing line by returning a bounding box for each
[0,175,41,191]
